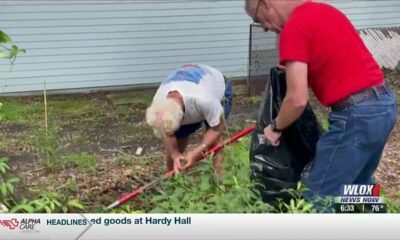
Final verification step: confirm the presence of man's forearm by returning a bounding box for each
[275,61,309,130]
[163,136,181,158]
[275,95,307,130]
[201,121,225,148]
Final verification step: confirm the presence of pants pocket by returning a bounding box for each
[325,112,347,145]
[353,109,391,147]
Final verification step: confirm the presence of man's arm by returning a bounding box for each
[163,135,180,157]
[201,119,225,148]
[184,117,225,169]
[163,135,184,172]
[264,61,308,146]
[275,61,309,129]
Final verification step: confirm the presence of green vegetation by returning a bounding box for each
[112,138,326,214]
[321,118,329,131]
[0,100,44,123]
[115,154,134,166]
[0,97,101,124]
[47,98,100,118]
[0,73,398,213]
[0,30,25,63]
[61,153,98,174]
[0,157,85,213]
[145,139,275,213]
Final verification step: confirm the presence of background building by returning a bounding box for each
[0,0,399,95]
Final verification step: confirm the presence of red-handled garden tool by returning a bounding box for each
[105,125,256,210]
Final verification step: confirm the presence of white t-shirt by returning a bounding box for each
[153,64,225,127]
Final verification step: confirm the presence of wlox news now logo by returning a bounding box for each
[337,184,384,203]
[0,218,40,232]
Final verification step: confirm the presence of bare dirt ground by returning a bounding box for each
[1,70,399,210]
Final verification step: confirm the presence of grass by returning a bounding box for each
[0,97,100,124]
[0,99,44,123]
[61,153,98,174]
[114,154,134,166]
[47,98,100,118]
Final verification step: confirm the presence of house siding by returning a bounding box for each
[0,0,399,95]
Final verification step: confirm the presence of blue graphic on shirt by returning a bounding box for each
[163,64,206,85]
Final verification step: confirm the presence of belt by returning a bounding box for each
[330,84,389,111]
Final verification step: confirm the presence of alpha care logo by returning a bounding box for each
[0,218,19,230]
[20,218,41,231]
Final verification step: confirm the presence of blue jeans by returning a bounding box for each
[223,80,233,119]
[302,91,397,201]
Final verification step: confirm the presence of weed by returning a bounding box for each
[137,137,275,213]
[76,132,90,146]
[0,157,20,199]
[62,153,98,174]
[0,99,44,124]
[115,154,134,166]
[60,177,79,194]
[381,191,400,213]
[118,137,339,214]
[321,118,329,131]
[47,98,98,118]
[0,157,85,213]
[9,192,85,213]
[275,183,323,213]
[31,126,61,171]
[0,30,25,63]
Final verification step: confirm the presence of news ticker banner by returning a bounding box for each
[334,184,387,213]
[1,214,400,240]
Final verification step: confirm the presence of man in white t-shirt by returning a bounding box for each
[146,64,233,174]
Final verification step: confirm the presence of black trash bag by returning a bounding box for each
[250,67,323,203]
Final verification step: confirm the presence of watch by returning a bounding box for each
[270,119,283,133]
[199,143,208,155]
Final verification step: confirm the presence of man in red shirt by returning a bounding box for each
[245,0,397,205]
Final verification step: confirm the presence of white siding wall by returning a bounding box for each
[328,0,400,28]
[0,0,251,94]
[1,0,399,95]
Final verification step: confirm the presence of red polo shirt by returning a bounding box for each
[279,2,383,106]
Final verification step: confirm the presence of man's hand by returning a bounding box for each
[171,153,185,173]
[183,146,204,171]
[264,125,282,147]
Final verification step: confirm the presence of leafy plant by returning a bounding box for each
[0,157,85,213]
[0,157,20,199]
[31,126,61,171]
[32,128,98,174]
[142,138,274,213]
[0,30,25,63]
[275,183,319,213]
[1,30,25,123]
[9,192,85,213]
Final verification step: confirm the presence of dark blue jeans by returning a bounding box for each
[302,91,397,201]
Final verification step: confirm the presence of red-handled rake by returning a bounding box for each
[105,125,256,210]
